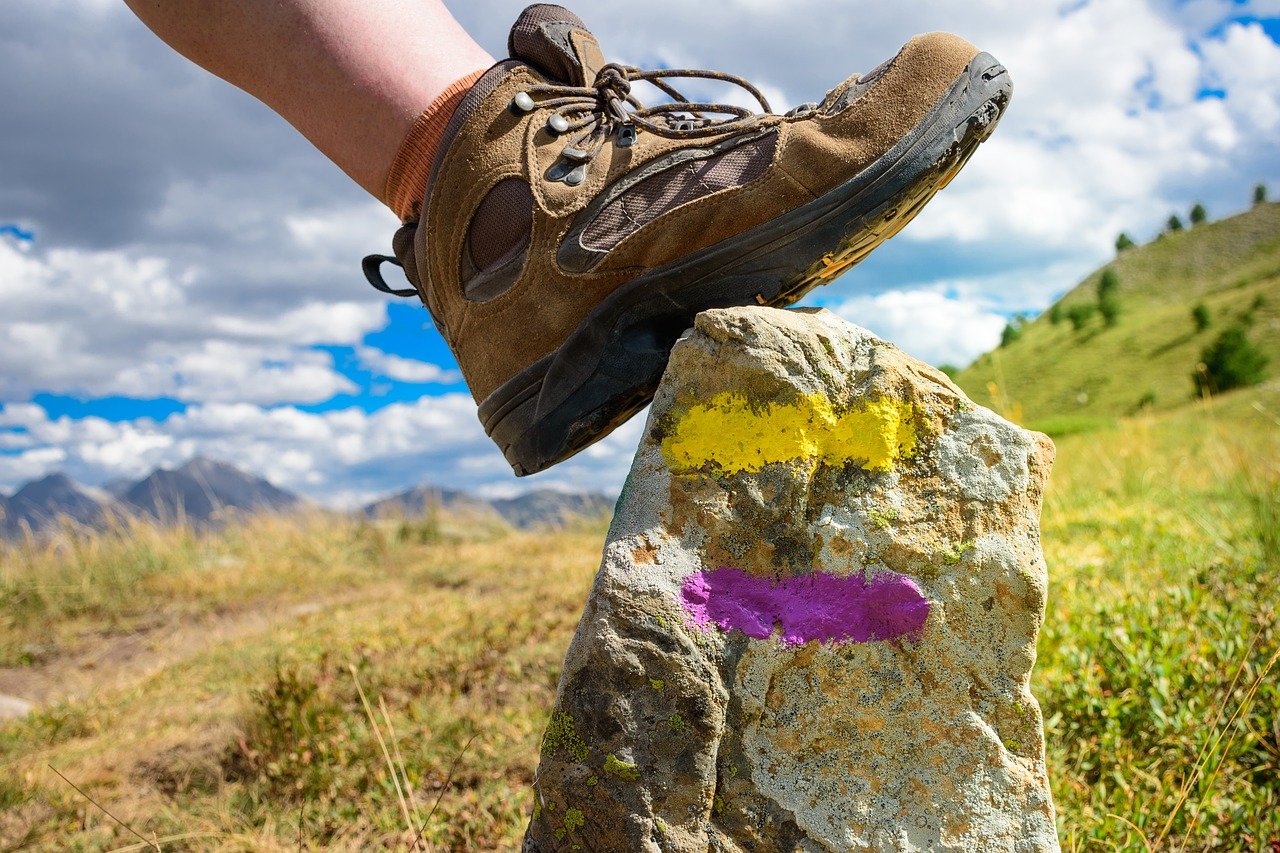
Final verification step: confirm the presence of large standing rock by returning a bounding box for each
[526,307,1058,852]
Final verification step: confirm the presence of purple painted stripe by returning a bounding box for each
[679,567,930,645]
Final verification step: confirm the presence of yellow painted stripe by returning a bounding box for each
[661,392,919,474]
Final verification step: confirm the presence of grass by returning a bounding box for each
[1,515,604,850]
[1036,386,1279,850]
[957,203,1280,422]
[1,388,1278,850]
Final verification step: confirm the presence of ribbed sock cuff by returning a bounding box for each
[383,68,487,222]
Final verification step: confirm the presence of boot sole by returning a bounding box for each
[480,53,1012,476]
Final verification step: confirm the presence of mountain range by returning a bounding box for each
[362,483,613,528]
[0,458,613,539]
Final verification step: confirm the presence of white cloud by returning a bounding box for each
[357,346,461,384]
[832,290,1006,367]
[2,0,1278,503]
[0,446,69,486]
[1200,21,1280,130]
[111,341,358,404]
[879,1,1279,257]
[0,388,647,507]
[0,391,640,507]
[0,239,383,404]
[212,302,385,346]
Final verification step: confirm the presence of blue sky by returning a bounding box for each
[1,0,1278,506]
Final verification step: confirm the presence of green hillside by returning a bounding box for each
[956,202,1280,430]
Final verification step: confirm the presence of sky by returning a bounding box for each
[1,0,1278,506]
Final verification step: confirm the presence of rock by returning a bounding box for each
[525,307,1059,852]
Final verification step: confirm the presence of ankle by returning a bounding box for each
[383,68,487,221]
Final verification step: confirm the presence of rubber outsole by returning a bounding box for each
[480,53,1013,476]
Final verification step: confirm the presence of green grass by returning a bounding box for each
[1,390,1278,850]
[1037,387,1280,850]
[957,203,1280,423]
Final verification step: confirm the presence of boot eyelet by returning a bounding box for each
[511,91,536,112]
[547,114,570,134]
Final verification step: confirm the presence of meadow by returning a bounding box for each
[1,384,1277,851]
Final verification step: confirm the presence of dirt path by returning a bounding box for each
[0,599,326,717]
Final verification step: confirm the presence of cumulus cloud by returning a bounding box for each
[357,347,461,384]
[0,396,636,507]
[1,0,1277,501]
[832,290,1006,368]
[0,238,381,403]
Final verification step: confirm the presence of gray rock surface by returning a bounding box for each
[526,307,1059,852]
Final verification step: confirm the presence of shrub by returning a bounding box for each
[1244,294,1267,325]
[1189,202,1207,225]
[1255,182,1268,206]
[1192,302,1211,332]
[1167,214,1184,232]
[1099,294,1121,327]
[1048,303,1063,325]
[1066,303,1095,331]
[1115,232,1136,252]
[1000,323,1022,348]
[1097,269,1119,300]
[1193,325,1269,396]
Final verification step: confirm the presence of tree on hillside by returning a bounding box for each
[1099,294,1121,327]
[1000,322,1022,348]
[1192,302,1211,332]
[1167,214,1184,232]
[1193,325,1268,396]
[1097,269,1119,300]
[1115,232,1136,253]
[1066,303,1095,331]
[1189,203,1207,225]
[1048,303,1063,325]
[1093,269,1121,327]
[1255,183,1268,206]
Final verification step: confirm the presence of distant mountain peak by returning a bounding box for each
[177,456,232,476]
[3,471,109,536]
[362,483,612,530]
[3,458,615,540]
[123,457,298,525]
[12,472,96,503]
[18,471,76,491]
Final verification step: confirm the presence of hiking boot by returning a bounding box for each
[364,3,1012,476]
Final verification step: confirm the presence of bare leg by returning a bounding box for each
[123,0,494,199]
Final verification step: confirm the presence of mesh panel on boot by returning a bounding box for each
[580,134,777,253]
[468,178,534,271]
[462,178,534,302]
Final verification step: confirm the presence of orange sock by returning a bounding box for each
[383,68,487,221]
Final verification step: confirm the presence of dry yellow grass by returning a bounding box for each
[1,385,1277,850]
[2,514,604,849]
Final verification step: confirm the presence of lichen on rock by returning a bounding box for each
[524,307,1059,852]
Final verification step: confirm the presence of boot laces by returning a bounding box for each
[514,63,773,183]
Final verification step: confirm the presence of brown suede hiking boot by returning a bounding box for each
[364,4,1012,476]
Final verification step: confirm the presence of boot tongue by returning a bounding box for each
[508,4,607,86]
